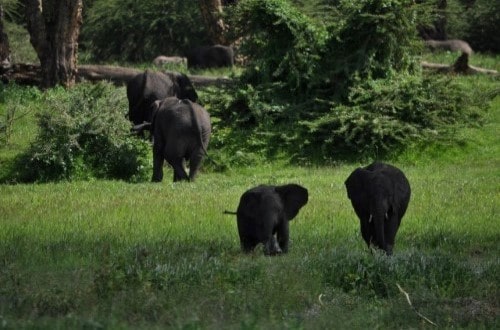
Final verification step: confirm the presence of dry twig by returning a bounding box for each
[396,283,438,327]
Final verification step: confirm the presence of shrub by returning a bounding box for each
[12,82,150,182]
[81,0,210,62]
[206,0,490,163]
[316,0,421,99]
[301,74,484,159]
[463,0,500,53]
[229,0,328,94]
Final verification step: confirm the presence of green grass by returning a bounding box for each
[0,159,498,328]
[1,90,499,327]
[0,57,499,328]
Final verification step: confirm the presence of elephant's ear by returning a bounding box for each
[276,184,309,220]
[345,168,370,201]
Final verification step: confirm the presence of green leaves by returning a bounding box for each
[231,0,327,92]
[13,83,150,182]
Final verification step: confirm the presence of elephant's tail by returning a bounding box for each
[223,210,237,215]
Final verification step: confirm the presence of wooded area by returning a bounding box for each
[0,0,497,88]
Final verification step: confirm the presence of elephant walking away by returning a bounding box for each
[187,45,234,69]
[151,97,211,182]
[344,162,411,255]
[127,70,198,130]
[225,184,309,255]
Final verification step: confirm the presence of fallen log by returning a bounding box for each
[78,65,233,87]
[1,63,234,88]
[77,64,142,84]
[421,53,498,75]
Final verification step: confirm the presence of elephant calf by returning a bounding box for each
[345,162,411,255]
[226,184,309,255]
[151,97,211,182]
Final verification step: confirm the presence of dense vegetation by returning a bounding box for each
[0,0,499,328]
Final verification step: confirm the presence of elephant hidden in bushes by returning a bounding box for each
[344,162,411,255]
[150,97,211,182]
[225,184,309,255]
[187,45,234,69]
[126,70,198,131]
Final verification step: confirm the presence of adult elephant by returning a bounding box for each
[187,45,234,69]
[225,184,309,255]
[151,97,211,182]
[344,162,411,255]
[126,70,198,129]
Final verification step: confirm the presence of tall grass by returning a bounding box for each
[0,65,499,328]
[1,153,498,328]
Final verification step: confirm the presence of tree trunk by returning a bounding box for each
[0,5,10,71]
[198,0,228,45]
[23,0,83,88]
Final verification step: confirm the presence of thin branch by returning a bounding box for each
[396,283,437,327]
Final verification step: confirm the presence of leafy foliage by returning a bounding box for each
[81,0,210,62]
[207,0,491,163]
[11,83,150,182]
[462,0,500,53]
[229,0,328,94]
[301,75,485,158]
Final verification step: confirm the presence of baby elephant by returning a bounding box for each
[226,184,309,255]
[345,162,411,255]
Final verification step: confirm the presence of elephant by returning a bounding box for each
[186,45,234,69]
[424,39,473,55]
[150,97,211,182]
[225,184,309,255]
[153,56,186,67]
[344,162,411,255]
[126,70,198,131]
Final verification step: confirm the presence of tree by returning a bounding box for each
[23,0,82,88]
[0,5,11,71]
[198,0,229,45]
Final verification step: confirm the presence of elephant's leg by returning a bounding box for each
[240,237,258,253]
[169,159,189,182]
[384,210,399,256]
[151,143,165,182]
[276,221,290,253]
[264,236,282,256]
[372,210,387,253]
[360,216,372,248]
[188,148,205,181]
[166,148,189,182]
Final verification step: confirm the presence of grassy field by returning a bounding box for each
[1,67,499,328]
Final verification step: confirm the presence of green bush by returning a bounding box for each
[301,75,484,159]
[316,0,421,99]
[81,0,210,62]
[463,0,500,53]
[12,83,150,182]
[207,0,489,163]
[230,0,328,94]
